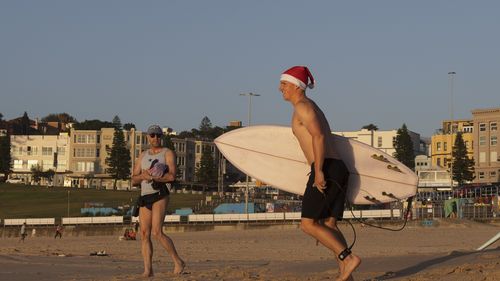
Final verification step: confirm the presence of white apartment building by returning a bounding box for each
[10,133,70,185]
[333,128,424,156]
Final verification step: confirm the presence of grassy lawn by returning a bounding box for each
[0,183,205,219]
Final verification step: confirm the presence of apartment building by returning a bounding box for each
[472,108,500,184]
[431,120,474,169]
[68,128,148,189]
[172,138,196,182]
[333,128,424,156]
[10,133,70,185]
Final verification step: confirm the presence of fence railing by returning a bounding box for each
[2,209,401,226]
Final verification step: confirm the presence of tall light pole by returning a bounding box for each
[448,71,456,189]
[67,190,70,217]
[240,93,260,214]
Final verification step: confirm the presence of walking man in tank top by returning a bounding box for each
[279,66,361,281]
[131,125,185,277]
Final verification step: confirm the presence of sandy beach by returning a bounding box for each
[1,220,499,281]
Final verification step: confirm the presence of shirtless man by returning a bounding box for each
[279,66,361,281]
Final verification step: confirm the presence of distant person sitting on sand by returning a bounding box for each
[54,224,63,239]
[131,125,185,277]
[20,222,27,242]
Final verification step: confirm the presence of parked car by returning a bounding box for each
[6,178,23,184]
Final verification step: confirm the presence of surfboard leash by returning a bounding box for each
[323,178,414,252]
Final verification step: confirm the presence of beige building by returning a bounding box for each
[333,128,423,156]
[431,120,474,169]
[10,133,70,185]
[172,138,196,182]
[472,108,500,184]
[68,128,148,189]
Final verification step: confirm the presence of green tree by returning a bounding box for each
[161,134,175,151]
[41,113,77,123]
[451,132,475,186]
[123,123,136,130]
[31,165,43,184]
[105,116,131,189]
[362,124,379,131]
[74,119,114,130]
[199,116,212,132]
[21,111,30,135]
[393,123,415,169]
[0,132,12,177]
[195,144,217,190]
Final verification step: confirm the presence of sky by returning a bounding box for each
[1,1,499,138]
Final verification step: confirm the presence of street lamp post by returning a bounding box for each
[67,190,70,217]
[448,71,456,189]
[240,93,260,214]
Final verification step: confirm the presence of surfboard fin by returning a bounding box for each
[382,191,398,199]
[387,165,403,173]
[371,154,390,163]
[364,196,381,203]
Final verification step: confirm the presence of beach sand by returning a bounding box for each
[1,220,499,281]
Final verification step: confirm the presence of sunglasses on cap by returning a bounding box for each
[149,133,162,138]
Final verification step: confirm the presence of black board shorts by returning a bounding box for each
[301,158,349,220]
[138,186,169,211]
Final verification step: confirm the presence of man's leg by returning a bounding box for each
[323,217,354,280]
[151,197,185,274]
[139,206,153,277]
[301,218,361,281]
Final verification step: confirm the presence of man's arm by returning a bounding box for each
[131,152,150,185]
[295,102,327,191]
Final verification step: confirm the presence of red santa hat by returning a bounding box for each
[280,66,315,90]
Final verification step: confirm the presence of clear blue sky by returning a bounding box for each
[1,1,499,137]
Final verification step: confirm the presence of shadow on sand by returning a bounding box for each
[368,247,500,280]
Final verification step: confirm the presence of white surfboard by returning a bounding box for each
[215,125,418,205]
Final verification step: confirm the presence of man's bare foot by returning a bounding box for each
[336,254,361,281]
[174,260,186,274]
[337,260,354,281]
[142,270,153,278]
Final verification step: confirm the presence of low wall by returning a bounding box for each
[0,222,306,238]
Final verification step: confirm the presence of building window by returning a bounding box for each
[437,158,441,167]
[465,141,469,149]
[58,160,66,170]
[42,160,53,170]
[479,136,486,146]
[491,152,498,163]
[491,136,497,146]
[444,142,447,152]
[443,158,448,167]
[491,171,497,178]
[97,135,100,144]
[491,122,497,131]
[479,172,485,179]
[196,145,200,153]
[28,160,38,169]
[57,147,66,156]
[479,152,486,163]
[479,123,486,132]
[14,160,23,169]
[436,142,441,152]
[96,148,100,157]
[42,147,53,156]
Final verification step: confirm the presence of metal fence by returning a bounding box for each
[414,185,499,220]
